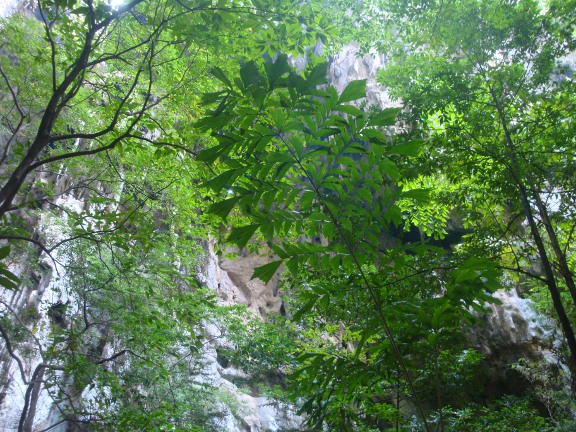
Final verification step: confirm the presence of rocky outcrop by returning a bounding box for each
[472,288,565,399]
[0,179,303,432]
[199,245,284,318]
[328,42,395,108]
[197,244,304,432]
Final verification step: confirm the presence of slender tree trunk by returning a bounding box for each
[533,193,576,305]
[434,353,443,432]
[19,365,45,432]
[518,189,576,393]
[0,8,100,217]
[490,91,576,393]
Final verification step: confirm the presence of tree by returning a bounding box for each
[197,53,503,431]
[0,0,334,430]
[373,0,576,391]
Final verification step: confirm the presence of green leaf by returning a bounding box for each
[388,139,424,157]
[335,104,364,117]
[380,158,401,181]
[265,54,291,88]
[0,245,10,260]
[292,298,317,322]
[305,62,329,88]
[210,67,232,88]
[322,222,334,239]
[203,169,241,193]
[367,107,401,127]
[315,128,340,137]
[0,266,19,283]
[268,243,288,259]
[226,224,260,248]
[252,260,283,283]
[208,196,240,219]
[0,275,18,290]
[201,91,226,104]
[338,79,366,104]
[240,61,264,89]
[362,128,388,144]
[401,188,431,203]
[286,257,299,275]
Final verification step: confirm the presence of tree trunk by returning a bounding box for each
[533,192,576,305]
[19,365,45,432]
[490,89,576,394]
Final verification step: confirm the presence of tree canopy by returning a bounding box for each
[0,0,575,431]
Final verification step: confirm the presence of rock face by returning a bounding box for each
[0,0,23,17]
[472,288,564,399]
[0,4,569,430]
[0,193,303,432]
[196,244,303,432]
[0,227,72,432]
[200,245,283,318]
[327,42,395,108]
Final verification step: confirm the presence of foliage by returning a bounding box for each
[443,395,550,432]
[0,0,337,430]
[1,147,234,429]
[513,359,576,431]
[371,0,576,382]
[197,51,504,430]
[1,0,575,430]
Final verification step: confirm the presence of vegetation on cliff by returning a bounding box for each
[0,0,575,431]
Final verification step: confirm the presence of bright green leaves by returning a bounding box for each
[198,55,421,278]
[338,79,367,104]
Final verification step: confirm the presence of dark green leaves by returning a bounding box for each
[367,107,401,127]
[210,66,233,88]
[338,79,367,104]
[264,54,291,88]
[240,61,265,89]
[305,61,329,88]
[252,260,283,283]
[0,245,19,291]
[0,245,10,260]
[203,168,243,193]
[226,224,260,248]
[208,196,240,219]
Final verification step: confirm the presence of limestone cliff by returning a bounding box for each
[0,4,570,431]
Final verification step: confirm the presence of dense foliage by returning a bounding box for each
[0,0,575,431]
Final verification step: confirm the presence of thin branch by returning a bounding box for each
[0,235,60,273]
[0,320,28,384]
[94,349,131,364]
[496,265,547,283]
[37,0,57,93]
